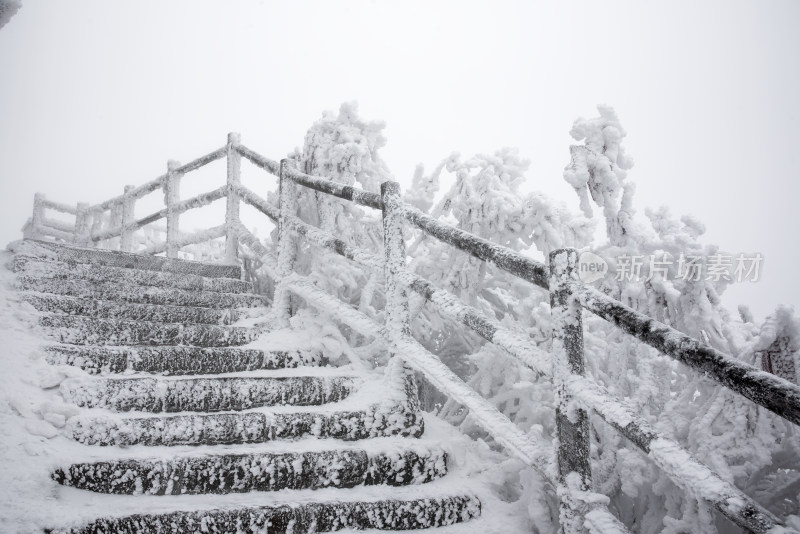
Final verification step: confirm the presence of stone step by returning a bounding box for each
[24,293,241,325]
[12,254,253,293]
[53,445,447,494]
[61,375,361,413]
[44,345,327,375]
[67,403,424,446]
[40,315,255,347]
[19,276,266,309]
[46,493,480,533]
[12,239,242,279]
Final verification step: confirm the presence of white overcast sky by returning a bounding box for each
[1,0,798,321]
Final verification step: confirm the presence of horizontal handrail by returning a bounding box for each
[41,217,74,234]
[393,332,552,475]
[394,266,551,376]
[36,224,74,242]
[584,510,633,534]
[94,174,165,211]
[236,144,280,176]
[92,146,225,213]
[40,199,78,215]
[401,205,550,290]
[576,284,800,427]
[143,224,226,256]
[282,164,384,211]
[283,214,383,272]
[90,186,229,243]
[173,146,226,175]
[235,184,279,222]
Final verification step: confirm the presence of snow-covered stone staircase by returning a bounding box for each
[12,240,480,533]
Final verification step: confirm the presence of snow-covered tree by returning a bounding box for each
[265,102,389,324]
[0,0,21,30]
[563,105,800,533]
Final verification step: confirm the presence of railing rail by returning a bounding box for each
[23,133,800,534]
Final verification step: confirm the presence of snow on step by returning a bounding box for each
[12,239,242,279]
[12,254,253,293]
[66,402,424,446]
[45,345,327,375]
[19,276,266,308]
[53,445,447,494]
[47,493,480,533]
[23,293,241,325]
[40,315,255,346]
[61,375,362,412]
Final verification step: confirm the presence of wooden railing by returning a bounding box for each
[24,134,800,534]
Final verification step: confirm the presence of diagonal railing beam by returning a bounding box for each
[568,374,785,534]
[402,205,550,290]
[576,284,800,427]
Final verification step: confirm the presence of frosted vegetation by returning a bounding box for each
[247,103,800,532]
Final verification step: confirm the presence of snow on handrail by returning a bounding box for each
[567,374,785,534]
[236,144,280,176]
[36,224,74,243]
[39,198,78,215]
[394,332,553,476]
[92,147,225,213]
[235,184,279,222]
[576,283,800,428]
[143,224,226,256]
[41,217,75,234]
[94,174,166,212]
[394,266,551,377]
[174,146,226,175]
[234,223,280,278]
[90,186,228,242]
[584,509,633,534]
[282,163,384,211]
[401,204,550,290]
[283,214,383,273]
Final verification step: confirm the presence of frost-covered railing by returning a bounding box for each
[24,135,242,263]
[227,150,800,534]
[24,134,800,534]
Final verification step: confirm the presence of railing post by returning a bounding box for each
[549,247,592,534]
[273,158,299,323]
[381,181,410,339]
[225,132,242,265]
[73,202,91,246]
[109,200,123,250]
[26,193,45,239]
[165,160,182,258]
[381,181,417,419]
[120,185,135,252]
[90,207,103,247]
